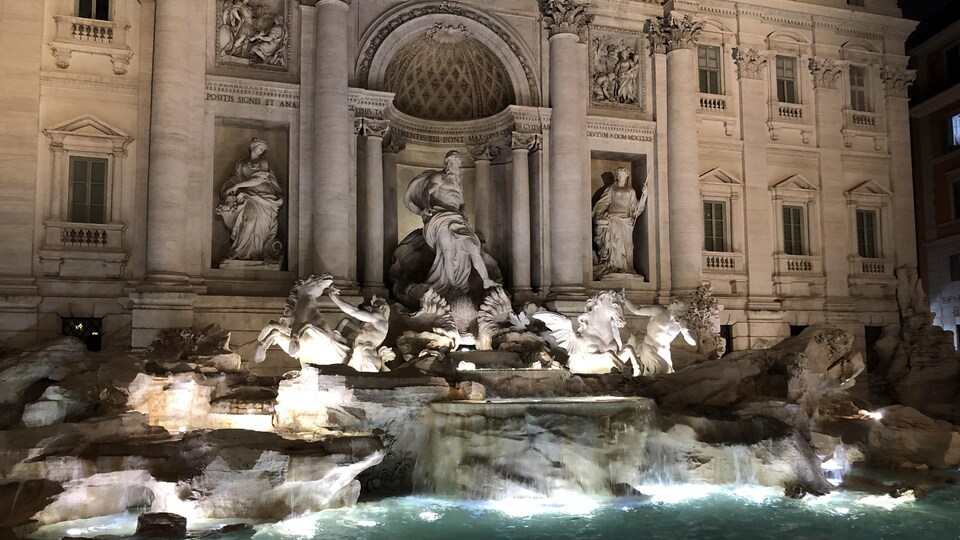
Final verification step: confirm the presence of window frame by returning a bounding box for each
[775,55,799,104]
[68,156,109,224]
[42,115,131,225]
[703,199,729,252]
[946,112,960,154]
[849,64,870,112]
[77,0,110,21]
[698,45,723,95]
[782,204,806,256]
[855,208,879,259]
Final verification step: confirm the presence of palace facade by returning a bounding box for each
[0,0,918,355]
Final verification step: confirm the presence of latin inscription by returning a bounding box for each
[205,92,299,109]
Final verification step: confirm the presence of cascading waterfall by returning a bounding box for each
[412,397,665,499]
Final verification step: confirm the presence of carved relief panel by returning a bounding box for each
[215,0,292,71]
[589,28,645,111]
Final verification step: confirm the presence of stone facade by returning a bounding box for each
[0,0,917,355]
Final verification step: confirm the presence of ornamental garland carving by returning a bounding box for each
[808,57,843,89]
[646,13,703,53]
[216,0,291,71]
[538,0,594,41]
[467,143,499,161]
[879,65,916,98]
[356,117,390,138]
[590,32,643,108]
[357,3,539,106]
[732,48,768,80]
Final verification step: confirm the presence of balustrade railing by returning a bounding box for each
[702,251,745,273]
[774,254,822,275]
[843,109,881,132]
[54,16,126,47]
[777,103,803,121]
[44,221,124,251]
[699,94,728,113]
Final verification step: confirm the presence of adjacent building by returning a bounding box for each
[0,0,918,357]
[909,2,960,345]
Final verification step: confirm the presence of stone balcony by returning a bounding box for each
[703,251,745,273]
[37,221,128,278]
[766,101,812,144]
[49,15,133,75]
[773,253,825,297]
[848,255,896,296]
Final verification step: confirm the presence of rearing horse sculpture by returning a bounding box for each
[254,273,350,368]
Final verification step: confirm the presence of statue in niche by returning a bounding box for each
[328,286,394,373]
[216,137,284,269]
[592,167,646,279]
[254,274,350,368]
[391,150,502,308]
[217,0,288,67]
[592,36,641,105]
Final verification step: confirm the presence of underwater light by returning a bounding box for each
[858,409,883,420]
[643,484,719,504]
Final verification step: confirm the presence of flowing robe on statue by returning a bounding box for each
[219,157,283,261]
[404,170,483,296]
[593,184,646,274]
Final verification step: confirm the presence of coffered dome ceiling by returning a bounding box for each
[383,24,516,122]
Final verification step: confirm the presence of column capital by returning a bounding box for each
[808,57,843,90]
[732,48,768,81]
[510,132,539,152]
[880,65,916,99]
[467,142,499,161]
[383,136,406,154]
[646,13,702,54]
[538,0,593,42]
[356,117,389,138]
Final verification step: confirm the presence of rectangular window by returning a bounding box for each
[850,65,869,112]
[698,45,722,95]
[703,201,727,252]
[847,0,864,6]
[948,113,960,152]
[856,209,878,258]
[783,205,805,255]
[951,254,960,282]
[78,0,109,21]
[69,156,108,224]
[776,56,798,103]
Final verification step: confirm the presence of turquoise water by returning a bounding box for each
[32,483,960,540]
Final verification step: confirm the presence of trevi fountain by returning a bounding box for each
[3,145,960,539]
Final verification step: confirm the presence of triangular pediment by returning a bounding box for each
[772,174,818,191]
[45,114,130,139]
[845,179,890,197]
[699,167,740,185]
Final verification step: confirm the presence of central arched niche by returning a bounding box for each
[383,25,516,121]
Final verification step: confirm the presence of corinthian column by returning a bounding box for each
[467,143,497,243]
[145,0,201,287]
[649,13,703,296]
[510,132,537,294]
[313,0,354,283]
[358,117,389,293]
[538,0,592,298]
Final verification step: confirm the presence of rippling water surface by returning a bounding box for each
[32,483,960,540]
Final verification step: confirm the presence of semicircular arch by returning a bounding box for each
[356,2,539,108]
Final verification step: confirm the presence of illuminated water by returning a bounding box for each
[32,483,960,540]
